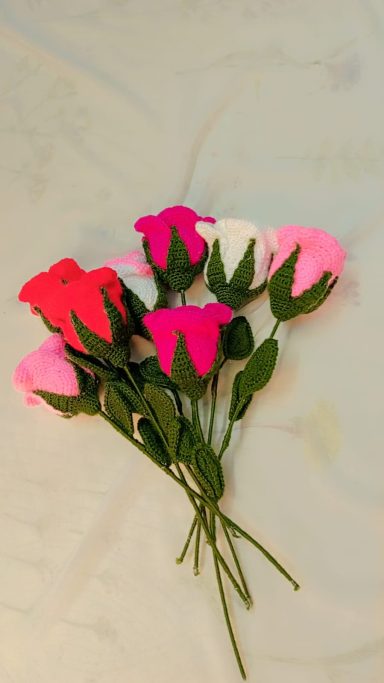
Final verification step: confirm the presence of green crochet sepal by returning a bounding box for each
[143,228,208,293]
[70,288,131,367]
[139,356,178,390]
[34,366,100,417]
[170,333,220,400]
[223,316,254,360]
[206,239,267,309]
[64,344,119,381]
[191,443,225,500]
[121,278,167,340]
[268,245,334,321]
[34,307,61,334]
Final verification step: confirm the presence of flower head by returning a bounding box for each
[268,226,346,320]
[18,259,131,365]
[135,205,215,292]
[144,303,232,398]
[196,218,278,309]
[13,334,100,416]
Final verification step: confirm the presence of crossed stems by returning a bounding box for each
[98,313,299,679]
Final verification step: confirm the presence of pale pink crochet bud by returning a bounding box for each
[268,225,346,320]
[13,334,100,416]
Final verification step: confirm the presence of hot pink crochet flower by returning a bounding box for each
[135,206,215,270]
[144,303,232,377]
[268,225,346,320]
[18,258,129,360]
[13,334,96,415]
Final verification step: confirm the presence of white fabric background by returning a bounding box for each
[1,1,383,681]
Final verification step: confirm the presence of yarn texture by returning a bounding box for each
[196,218,278,309]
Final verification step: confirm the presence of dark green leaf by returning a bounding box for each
[137,418,171,467]
[143,383,175,433]
[223,316,254,360]
[191,444,225,500]
[239,338,279,399]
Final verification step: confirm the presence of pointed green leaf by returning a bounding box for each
[239,338,278,399]
[170,333,207,400]
[137,417,171,467]
[191,444,225,500]
[229,371,253,421]
[143,383,175,433]
[104,381,134,434]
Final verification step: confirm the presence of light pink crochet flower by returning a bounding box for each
[13,334,80,413]
[134,205,215,269]
[144,303,232,377]
[269,226,346,296]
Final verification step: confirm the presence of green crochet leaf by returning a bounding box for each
[137,417,171,467]
[206,239,227,291]
[139,356,176,390]
[104,381,134,434]
[64,344,118,381]
[170,333,208,400]
[191,443,225,500]
[175,416,197,464]
[239,338,278,399]
[229,239,255,291]
[228,371,253,421]
[143,383,176,434]
[223,316,254,360]
[167,418,181,459]
[268,245,333,321]
[105,379,147,415]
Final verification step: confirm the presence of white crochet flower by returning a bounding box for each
[104,250,159,310]
[195,218,278,309]
[196,218,278,289]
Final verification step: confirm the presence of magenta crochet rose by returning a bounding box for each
[134,205,215,292]
[13,334,100,416]
[144,303,232,398]
[268,225,346,320]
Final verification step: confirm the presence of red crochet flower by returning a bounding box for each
[19,258,128,357]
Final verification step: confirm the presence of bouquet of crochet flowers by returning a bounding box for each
[14,206,346,679]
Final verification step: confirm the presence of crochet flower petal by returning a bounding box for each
[134,215,172,269]
[48,258,86,282]
[13,334,80,399]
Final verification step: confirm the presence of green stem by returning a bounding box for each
[208,371,219,446]
[124,364,169,450]
[176,515,198,564]
[180,290,187,306]
[210,510,247,680]
[176,467,250,607]
[219,518,252,604]
[191,399,204,442]
[269,318,281,339]
[193,507,202,575]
